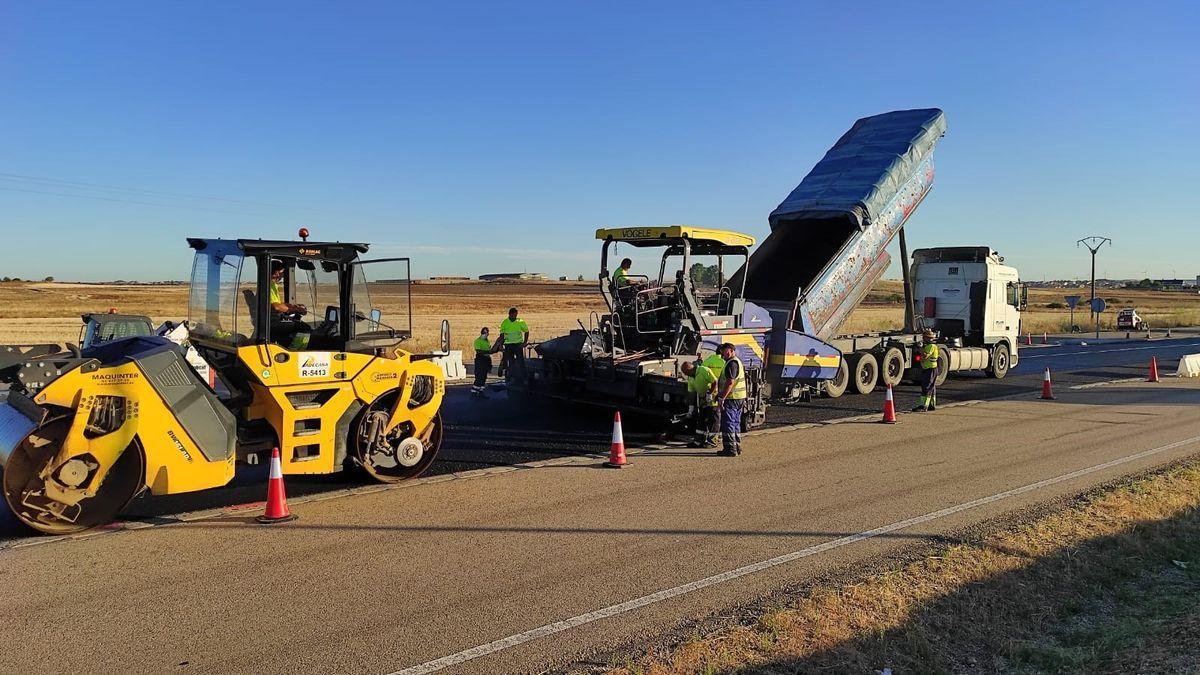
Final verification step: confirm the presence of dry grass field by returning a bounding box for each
[1,280,1196,353]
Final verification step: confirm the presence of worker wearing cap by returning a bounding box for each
[716,342,747,456]
[498,307,529,382]
[471,327,499,399]
[912,329,940,412]
[682,360,719,447]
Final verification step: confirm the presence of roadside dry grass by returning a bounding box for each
[610,461,1200,674]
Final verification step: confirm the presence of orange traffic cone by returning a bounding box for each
[1148,356,1160,383]
[1040,367,1056,400]
[880,384,898,424]
[1042,331,1049,344]
[1025,332,1033,346]
[257,447,297,524]
[604,411,627,468]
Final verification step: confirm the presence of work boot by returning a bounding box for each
[911,405,927,412]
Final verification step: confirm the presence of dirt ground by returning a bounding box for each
[1,281,1196,353]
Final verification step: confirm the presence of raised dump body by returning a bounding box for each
[740,108,947,341]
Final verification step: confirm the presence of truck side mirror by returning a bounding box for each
[439,319,451,354]
[1019,284,1029,310]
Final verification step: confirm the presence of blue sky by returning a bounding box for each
[1,2,1196,282]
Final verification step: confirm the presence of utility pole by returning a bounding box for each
[1077,236,1111,339]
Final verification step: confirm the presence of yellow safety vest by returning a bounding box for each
[500,318,528,345]
[719,356,747,400]
[921,343,940,369]
[269,279,283,305]
[688,365,718,406]
[702,353,725,374]
[473,336,492,353]
[613,267,630,286]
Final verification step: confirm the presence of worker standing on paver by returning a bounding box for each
[912,328,940,412]
[471,326,498,399]
[498,307,529,382]
[682,360,719,447]
[716,342,746,456]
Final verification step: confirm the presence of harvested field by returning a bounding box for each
[1,281,1196,353]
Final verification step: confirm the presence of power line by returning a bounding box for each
[0,185,269,217]
[0,171,288,209]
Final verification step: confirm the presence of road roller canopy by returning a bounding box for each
[185,236,412,351]
[187,238,371,263]
[595,226,755,254]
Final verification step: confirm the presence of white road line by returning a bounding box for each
[389,433,1200,675]
[1021,342,1200,360]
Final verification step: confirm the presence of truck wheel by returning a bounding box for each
[934,354,950,386]
[986,343,1010,379]
[823,358,849,398]
[849,352,879,395]
[880,347,905,388]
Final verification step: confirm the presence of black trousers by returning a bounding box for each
[501,344,525,380]
[920,367,938,407]
[473,353,492,390]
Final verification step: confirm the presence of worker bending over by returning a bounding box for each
[682,360,718,447]
[498,307,529,382]
[912,328,940,412]
[471,327,500,399]
[715,342,746,456]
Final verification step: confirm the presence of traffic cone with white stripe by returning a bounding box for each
[1040,367,1056,400]
[1025,332,1033,346]
[256,447,297,524]
[880,384,898,424]
[604,411,627,468]
[1148,356,1161,383]
[1042,331,1049,344]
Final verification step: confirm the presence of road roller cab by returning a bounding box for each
[0,232,446,534]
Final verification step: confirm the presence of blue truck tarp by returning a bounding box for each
[742,108,947,341]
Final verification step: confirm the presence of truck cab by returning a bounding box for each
[911,246,1023,375]
[1116,308,1145,330]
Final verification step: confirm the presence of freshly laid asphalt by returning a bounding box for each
[3,378,1199,674]
[2,332,1199,542]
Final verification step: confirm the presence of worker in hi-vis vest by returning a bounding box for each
[912,328,940,412]
[612,257,633,287]
[471,326,501,399]
[681,360,718,448]
[497,307,529,382]
[715,342,747,456]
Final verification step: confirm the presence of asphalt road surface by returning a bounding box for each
[2,333,1199,543]
[4,378,1200,674]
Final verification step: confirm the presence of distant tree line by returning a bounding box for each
[0,276,54,282]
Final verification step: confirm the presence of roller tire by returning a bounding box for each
[353,405,444,483]
[849,352,879,395]
[3,417,145,535]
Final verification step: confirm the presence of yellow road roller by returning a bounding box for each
[0,234,445,534]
